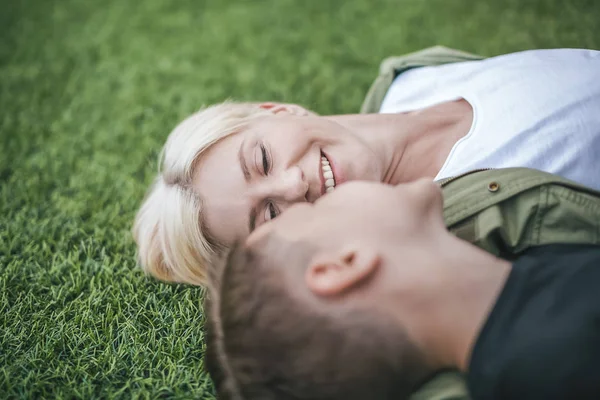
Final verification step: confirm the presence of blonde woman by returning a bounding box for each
[133,47,600,286]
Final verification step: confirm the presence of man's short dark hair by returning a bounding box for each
[204,234,433,400]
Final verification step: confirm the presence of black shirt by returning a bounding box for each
[468,244,600,400]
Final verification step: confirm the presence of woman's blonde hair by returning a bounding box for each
[132,102,272,286]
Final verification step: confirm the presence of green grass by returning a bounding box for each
[1,0,599,398]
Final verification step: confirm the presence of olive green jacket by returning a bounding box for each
[442,168,600,257]
[359,47,600,400]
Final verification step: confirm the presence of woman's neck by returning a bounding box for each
[325,99,473,184]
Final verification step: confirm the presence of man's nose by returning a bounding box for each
[274,166,308,203]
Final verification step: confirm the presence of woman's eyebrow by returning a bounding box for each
[238,141,251,182]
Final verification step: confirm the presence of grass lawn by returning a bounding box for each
[1,0,599,398]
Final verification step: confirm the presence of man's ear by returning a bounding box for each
[258,102,316,116]
[305,247,380,297]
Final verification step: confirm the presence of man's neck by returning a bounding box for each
[325,99,472,184]
[442,253,511,371]
[388,239,512,371]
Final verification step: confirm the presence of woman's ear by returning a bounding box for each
[305,247,380,297]
[258,102,317,116]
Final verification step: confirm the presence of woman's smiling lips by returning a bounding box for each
[310,151,344,202]
[326,151,344,188]
[318,156,326,196]
[318,151,340,197]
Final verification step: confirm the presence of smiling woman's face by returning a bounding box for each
[192,108,382,247]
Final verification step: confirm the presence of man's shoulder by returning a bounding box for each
[468,244,600,399]
[516,243,600,264]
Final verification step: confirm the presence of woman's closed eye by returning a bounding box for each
[260,143,271,175]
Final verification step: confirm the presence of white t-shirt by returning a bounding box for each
[379,49,600,190]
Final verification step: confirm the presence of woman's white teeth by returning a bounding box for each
[321,155,336,192]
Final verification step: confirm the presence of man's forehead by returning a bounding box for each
[247,230,319,273]
[248,203,317,245]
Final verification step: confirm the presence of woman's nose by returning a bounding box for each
[274,166,308,203]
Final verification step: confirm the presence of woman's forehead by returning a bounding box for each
[192,132,253,245]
